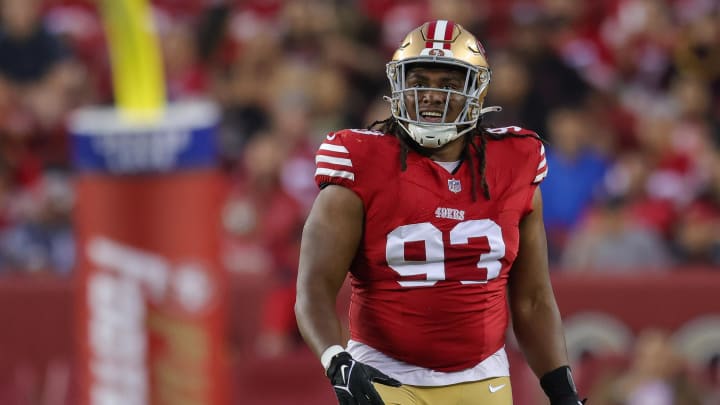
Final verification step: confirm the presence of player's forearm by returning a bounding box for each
[295,279,346,359]
[511,296,569,378]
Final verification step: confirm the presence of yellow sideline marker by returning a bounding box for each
[99,0,166,122]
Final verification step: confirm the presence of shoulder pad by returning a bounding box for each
[347,128,385,136]
[486,126,539,137]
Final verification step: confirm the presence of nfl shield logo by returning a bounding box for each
[448,179,462,193]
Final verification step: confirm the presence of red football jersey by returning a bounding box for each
[314,127,547,372]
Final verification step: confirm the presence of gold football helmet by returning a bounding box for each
[386,20,493,148]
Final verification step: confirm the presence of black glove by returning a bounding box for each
[540,365,588,405]
[326,351,401,405]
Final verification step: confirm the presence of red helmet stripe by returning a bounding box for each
[426,20,454,50]
[425,21,437,48]
[443,21,455,49]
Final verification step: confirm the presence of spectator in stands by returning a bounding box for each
[591,329,703,405]
[158,15,208,101]
[0,171,74,274]
[221,134,305,356]
[561,195,673,272]
[608,114,690,239]
[504,7,591,136]
[0,0,83,133]
[213,27,277,168]
[482,51,535,129]
[540,107,610,263]
[673,200,720,266]
[672,152,720,265]
[673,12,720,94]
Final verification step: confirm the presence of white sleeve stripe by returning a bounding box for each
[534,169,548,183]
[537,157,546,170]
[540,144,545,155]
[319,143,349,153]
[315,168,355,181]
[316,155,352,167]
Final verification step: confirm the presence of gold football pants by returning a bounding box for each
[374,376,512,405]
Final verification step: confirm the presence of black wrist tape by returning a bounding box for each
[540,365,578,400]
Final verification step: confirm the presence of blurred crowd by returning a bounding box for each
[578,328,720,405]
[0,0,717,276]
[0,0,718,400]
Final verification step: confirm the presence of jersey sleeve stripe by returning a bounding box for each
[319,143,349,153]
[534,169,548,183]
[316,155,352,167]
[315,167,355,181]
[532,142,548,183]
[537,157,546,170]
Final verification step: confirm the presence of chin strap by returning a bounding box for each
[405,122,460,148]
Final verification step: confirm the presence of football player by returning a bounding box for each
[295,20,586,405]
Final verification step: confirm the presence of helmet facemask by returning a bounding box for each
[387,58,490,148]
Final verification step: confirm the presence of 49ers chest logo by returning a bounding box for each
[435,207,464,220]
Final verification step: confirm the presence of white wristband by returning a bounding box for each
[320,345,346,371]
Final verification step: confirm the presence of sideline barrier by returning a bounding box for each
[0,270,717,404]
[551,270,720,365]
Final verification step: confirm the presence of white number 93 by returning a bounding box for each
[385,219,505,287]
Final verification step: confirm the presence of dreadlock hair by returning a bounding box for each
[366,116,543,201]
